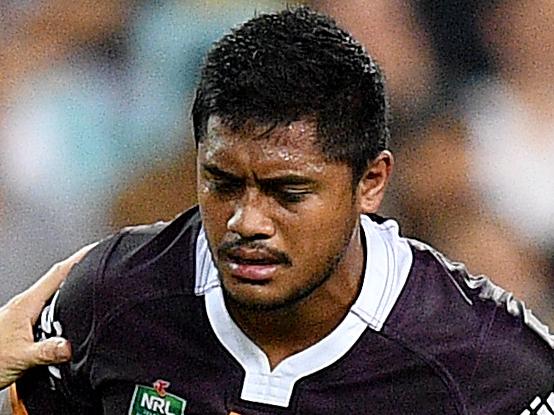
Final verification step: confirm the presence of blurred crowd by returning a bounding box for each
[1,0,552,324]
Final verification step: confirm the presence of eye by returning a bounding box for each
[271,187,312,205]
[208,178,243,194]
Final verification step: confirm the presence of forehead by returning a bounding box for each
[199,116,329,167]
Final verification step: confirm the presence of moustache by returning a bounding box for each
[217,240,292,266]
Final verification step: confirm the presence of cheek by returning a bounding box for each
[198,193,232,244]
[282,198,355,263]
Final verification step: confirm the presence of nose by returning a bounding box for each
[227,191,275,239]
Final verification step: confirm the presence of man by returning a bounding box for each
[4,6,554,414]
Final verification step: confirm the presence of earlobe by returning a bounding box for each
[357,151,394,214]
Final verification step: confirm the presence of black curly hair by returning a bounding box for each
[192,6,389,183]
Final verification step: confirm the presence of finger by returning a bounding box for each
[21,242,98,316]
[26,337,72,367]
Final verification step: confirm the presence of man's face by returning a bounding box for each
[197,116,362,311]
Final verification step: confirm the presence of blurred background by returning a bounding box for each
[0,0,552,325]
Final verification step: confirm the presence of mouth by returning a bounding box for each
[221,249,288,282]
[226,262,281,283]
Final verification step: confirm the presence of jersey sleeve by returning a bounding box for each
[16,238,116,414]
[467,277,554,414]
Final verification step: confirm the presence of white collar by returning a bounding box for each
[195,215,412,407]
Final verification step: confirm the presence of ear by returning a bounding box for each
[356,151,394,214]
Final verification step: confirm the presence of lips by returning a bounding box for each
[220,247,288,282]
[227,262,281,282]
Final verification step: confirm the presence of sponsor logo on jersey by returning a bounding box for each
[128,380,187,415]
[519,389,554,415]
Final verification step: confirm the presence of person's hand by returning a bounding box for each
[0,243,97,390]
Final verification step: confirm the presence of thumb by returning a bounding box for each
[27,338,72,367]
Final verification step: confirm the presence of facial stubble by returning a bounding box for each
[214,220,359,313]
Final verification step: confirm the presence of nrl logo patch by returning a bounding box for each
[128,380,187,415]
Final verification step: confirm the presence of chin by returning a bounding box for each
[221,281,312,312]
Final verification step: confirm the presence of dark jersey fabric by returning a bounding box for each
[17,206,554,414]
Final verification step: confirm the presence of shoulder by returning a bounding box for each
[39,206,203,351]
[391,237,553,352]
[61,205,202,314]
[384,236,554,413]
[23,207,205,410]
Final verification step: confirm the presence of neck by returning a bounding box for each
[226,225,365,369]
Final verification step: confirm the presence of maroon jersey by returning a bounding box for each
[18,206,554,414]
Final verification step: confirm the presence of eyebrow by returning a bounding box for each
[201,164,242,181]
[201,163,316,186]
